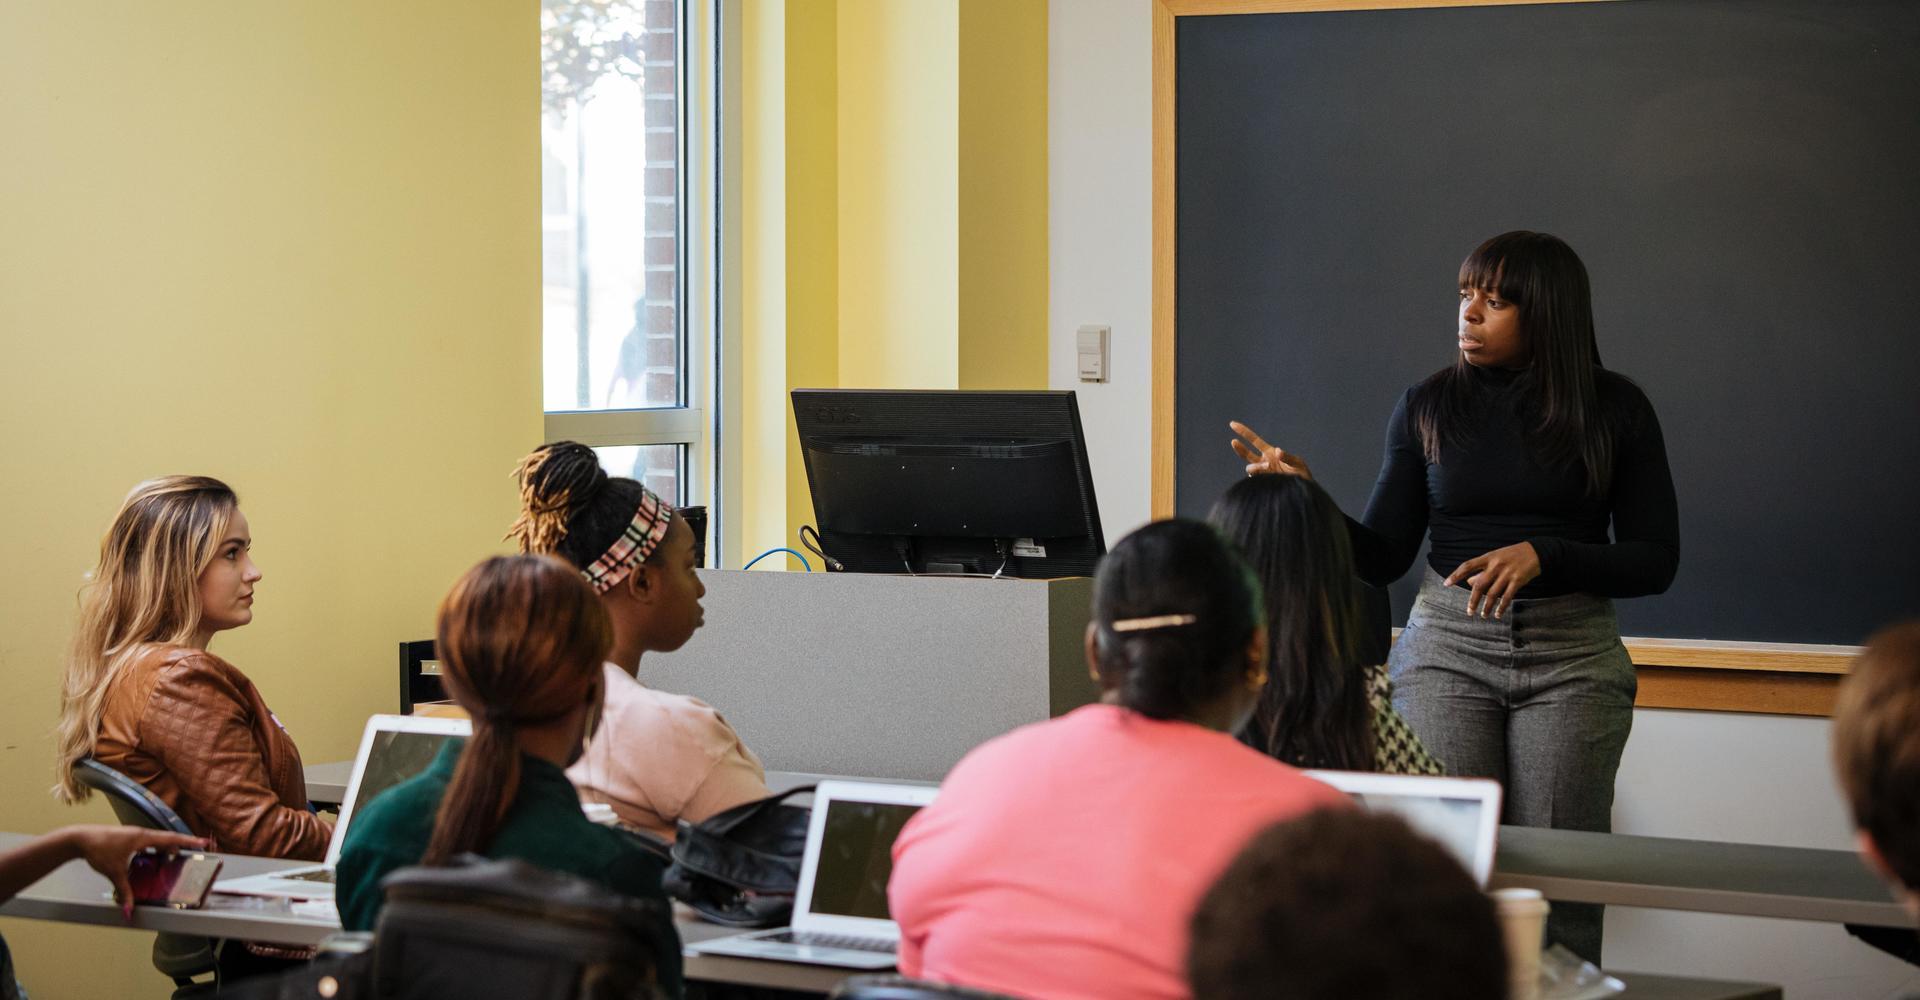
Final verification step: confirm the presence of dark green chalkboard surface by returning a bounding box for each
[1173,0,1920,645]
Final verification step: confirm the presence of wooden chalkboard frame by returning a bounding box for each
[1147,0,1856,714]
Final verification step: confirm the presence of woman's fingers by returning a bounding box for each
[1230,439,1260,463]
[1228,421,1273,454]
[1445,555,1485,589]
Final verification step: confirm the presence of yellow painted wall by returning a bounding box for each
[959,0,1050,390]
[784,4,842,548]
[736,0,1050,565]
[741,0,792,562]
[836,0,962,390]
[0,2,538,996]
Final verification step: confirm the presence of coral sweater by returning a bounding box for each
[889,703,1348,1000]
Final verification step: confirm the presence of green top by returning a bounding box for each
[335,740,682,995]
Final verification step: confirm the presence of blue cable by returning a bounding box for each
[743,547,813,572]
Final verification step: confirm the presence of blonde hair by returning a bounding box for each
[54,476,238,802]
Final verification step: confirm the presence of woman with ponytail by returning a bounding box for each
[506,441,767,843]
[56,477,332,860]
[887,519,1347,1000]
[333,555,682,993]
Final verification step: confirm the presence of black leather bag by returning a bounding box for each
[662,785,815,928]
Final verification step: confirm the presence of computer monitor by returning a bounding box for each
[792,389,1105,577]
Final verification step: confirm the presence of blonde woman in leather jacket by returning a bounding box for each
[54,477,331,860]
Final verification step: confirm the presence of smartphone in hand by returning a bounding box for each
[128,848,223,909]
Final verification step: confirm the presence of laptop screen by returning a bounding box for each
[1345,790,1490,878]
[346,730,462,823]
[805,799,925,920]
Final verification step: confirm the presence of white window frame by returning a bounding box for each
[542,0,728,561]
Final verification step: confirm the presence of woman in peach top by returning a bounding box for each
[888,519,1348,1000]
[507,442,768,842]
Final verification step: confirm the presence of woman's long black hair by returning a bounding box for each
[1412,230,1621,496]
[1209,475,1373,771]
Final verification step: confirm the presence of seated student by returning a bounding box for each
[1187,809,1508,1000]
[888,519,1349,1000]
[1210,475,1442,774]
[1832,620,1920,964]
[333,554,682,994]
[507,441,767,842]
[0,825,209,998]
[54,476,332,860]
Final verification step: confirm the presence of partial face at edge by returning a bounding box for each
[195,509,261,636]
[632,513,706,653]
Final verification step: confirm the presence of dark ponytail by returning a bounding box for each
[1209,475,1374,771]
[507,441,659,569]
[1091,519,1263,722]
[422,555,611,866]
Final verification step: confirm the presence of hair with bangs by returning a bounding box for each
[56,476,239,802]
[1412,230,1619,495]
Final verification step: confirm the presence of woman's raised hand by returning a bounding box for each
[1229,421,1314,480]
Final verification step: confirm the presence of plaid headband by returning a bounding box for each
[581,488,672,595]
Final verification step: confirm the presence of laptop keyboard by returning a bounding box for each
[762,930,895,954]
[284,868,336,884]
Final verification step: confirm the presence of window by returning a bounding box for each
[541,0,713,522]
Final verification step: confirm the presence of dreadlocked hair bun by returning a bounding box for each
[506,442,607,555]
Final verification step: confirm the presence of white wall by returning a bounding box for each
[1048,0,1154,542]
[1046,2,1919,996]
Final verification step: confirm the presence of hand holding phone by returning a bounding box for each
[56,825,210,919]
[128,848,223,910]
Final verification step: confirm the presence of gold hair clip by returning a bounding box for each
[1110,614,1199,632]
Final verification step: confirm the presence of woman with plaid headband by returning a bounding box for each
[508,442,769,843]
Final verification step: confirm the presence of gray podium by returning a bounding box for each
[639,569,1095,780]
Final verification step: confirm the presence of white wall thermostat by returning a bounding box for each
[1077,324,1110,383]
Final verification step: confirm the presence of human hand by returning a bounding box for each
[64,826,209,919]
[1445,542,1542,620]
[1229,421,1314,480]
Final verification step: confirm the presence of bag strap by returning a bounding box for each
[686,784,817,838]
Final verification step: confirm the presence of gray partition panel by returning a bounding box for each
[639,571,1096,780]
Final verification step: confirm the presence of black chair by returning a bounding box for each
[398,640,444,714]
[73,759,219,998]
[829,976,1024,1000]
[73,758,194,834]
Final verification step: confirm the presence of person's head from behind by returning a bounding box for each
[1089,518,1266,732]
[506,441,704,655]
[1209,475,1372,770]
[1833,620,1920,917]
[56,475,259,802]
[1189,809,1508,1000]
[423,554,611,865]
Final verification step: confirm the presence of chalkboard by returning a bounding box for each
[1173,0,1920,646]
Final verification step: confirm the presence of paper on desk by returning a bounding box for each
[290,899,340,922]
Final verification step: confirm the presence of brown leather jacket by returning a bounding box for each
[93,646,332,860]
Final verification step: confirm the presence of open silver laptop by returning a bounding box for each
[684,780,938,969]
[1306,770,1503,887]
[214,714,471,900]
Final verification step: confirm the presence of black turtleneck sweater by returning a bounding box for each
[1346,365,1679,600]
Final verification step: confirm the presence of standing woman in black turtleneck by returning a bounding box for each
[1229,231,1678,963]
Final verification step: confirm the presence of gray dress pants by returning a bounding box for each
[1390,569,1636,964]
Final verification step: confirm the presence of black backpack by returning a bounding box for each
[374,855,674,999]
[662,785,814,928]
